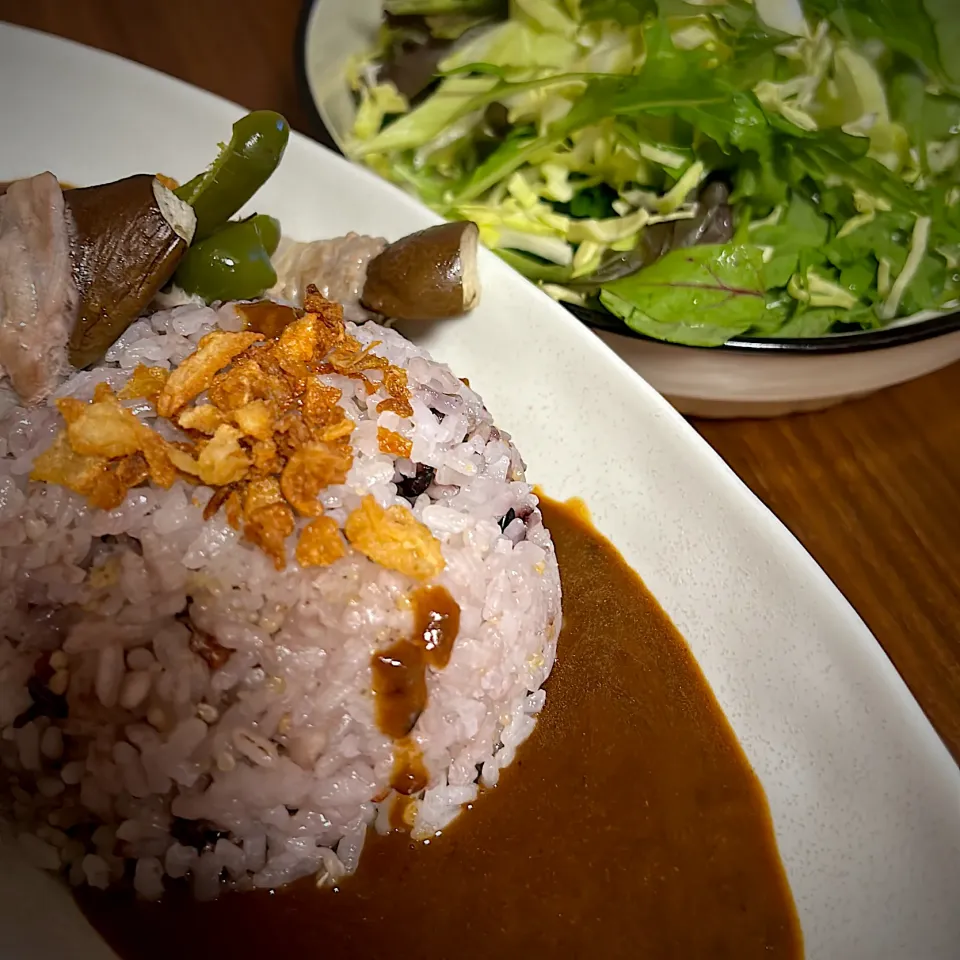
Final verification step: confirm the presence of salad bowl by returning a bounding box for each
[298,0,960,416]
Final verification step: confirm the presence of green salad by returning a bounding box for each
[346,0,960,345]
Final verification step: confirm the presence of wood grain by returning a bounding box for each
[696,366,960,760]
[2,0,958,760]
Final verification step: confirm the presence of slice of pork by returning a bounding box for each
[270,233,387,323]
[0,173,78,404]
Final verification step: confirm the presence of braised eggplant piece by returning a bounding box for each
[361,220,480,321]
[66,175,196,368]
[0,110,288,403]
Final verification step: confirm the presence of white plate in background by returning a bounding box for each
[0,23,959,960]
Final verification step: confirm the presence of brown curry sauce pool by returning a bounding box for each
[78,496,802,959]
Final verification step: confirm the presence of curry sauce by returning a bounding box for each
[372,584,461,796]
[78,495,802,959]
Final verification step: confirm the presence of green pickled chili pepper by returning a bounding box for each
[174,214,281,303]
[176,111,289,241]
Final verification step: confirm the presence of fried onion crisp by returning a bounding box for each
[167,446,201,477]
[178,404,226,435]
[315,419,355,444]
[119,365,169,402]
[33,290,433,573]
[244,502,295,571]
[208,356,294,413]
[243,477,284,518]
[249,438,283,476]
[274,314,320,374]
[85,472,128,511]
[327,338,389,376]
[188,628,232,671]
[344,495,444,580]
[31,434,113,503]
[156,331,262,417]
[31,433,140,512]
[114,452,150,489]
[280,442,353,517]
[303,285,347,354]
[225,490,244,530]
[59,395,142,458]
[138,431,178,489]
[203,485,233,522]
[53,387,177,493]
[378,427,413,459]
[232,400,274,441]
[296,515,346,568]
[302,379,344,429]
[197,425,250,486]
[376,366,413,418]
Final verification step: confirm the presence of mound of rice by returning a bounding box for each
[0,298,560,900]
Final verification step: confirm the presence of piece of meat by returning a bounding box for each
[0,173,78,404]
[270,233,386,323]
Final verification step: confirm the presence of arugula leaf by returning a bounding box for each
[599,244,768,345]
[790,135,925,214]
[730,151,791,211]
[562,76,729,132]
[839,261,878,301]
[917,95,960,146]
[763,251,799,290]
[806,0,958,90]
[598,300,753,345]
[745,294,794,333]
[562,20,729,130]
[768,307,851,338]
[823,210,914,269]
[722,30,784,90]
[451,56,736,201]
[753,194,830,249]
[925,0,960,89]
[889,72,960,177]
[899,252,949,315]
[676,92,773,157]
[751,195,831,287]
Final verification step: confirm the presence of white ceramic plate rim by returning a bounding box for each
[0,24,958,960]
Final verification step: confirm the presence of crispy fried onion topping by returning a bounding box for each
[32,286,436,575]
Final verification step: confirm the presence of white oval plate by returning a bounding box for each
[300,0,960,418]
[1,23,958,960]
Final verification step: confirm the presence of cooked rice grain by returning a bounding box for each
[0,301,560,900]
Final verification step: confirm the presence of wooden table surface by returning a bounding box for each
[2,0,958,762]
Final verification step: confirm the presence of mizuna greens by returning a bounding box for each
[348,0,960,344]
